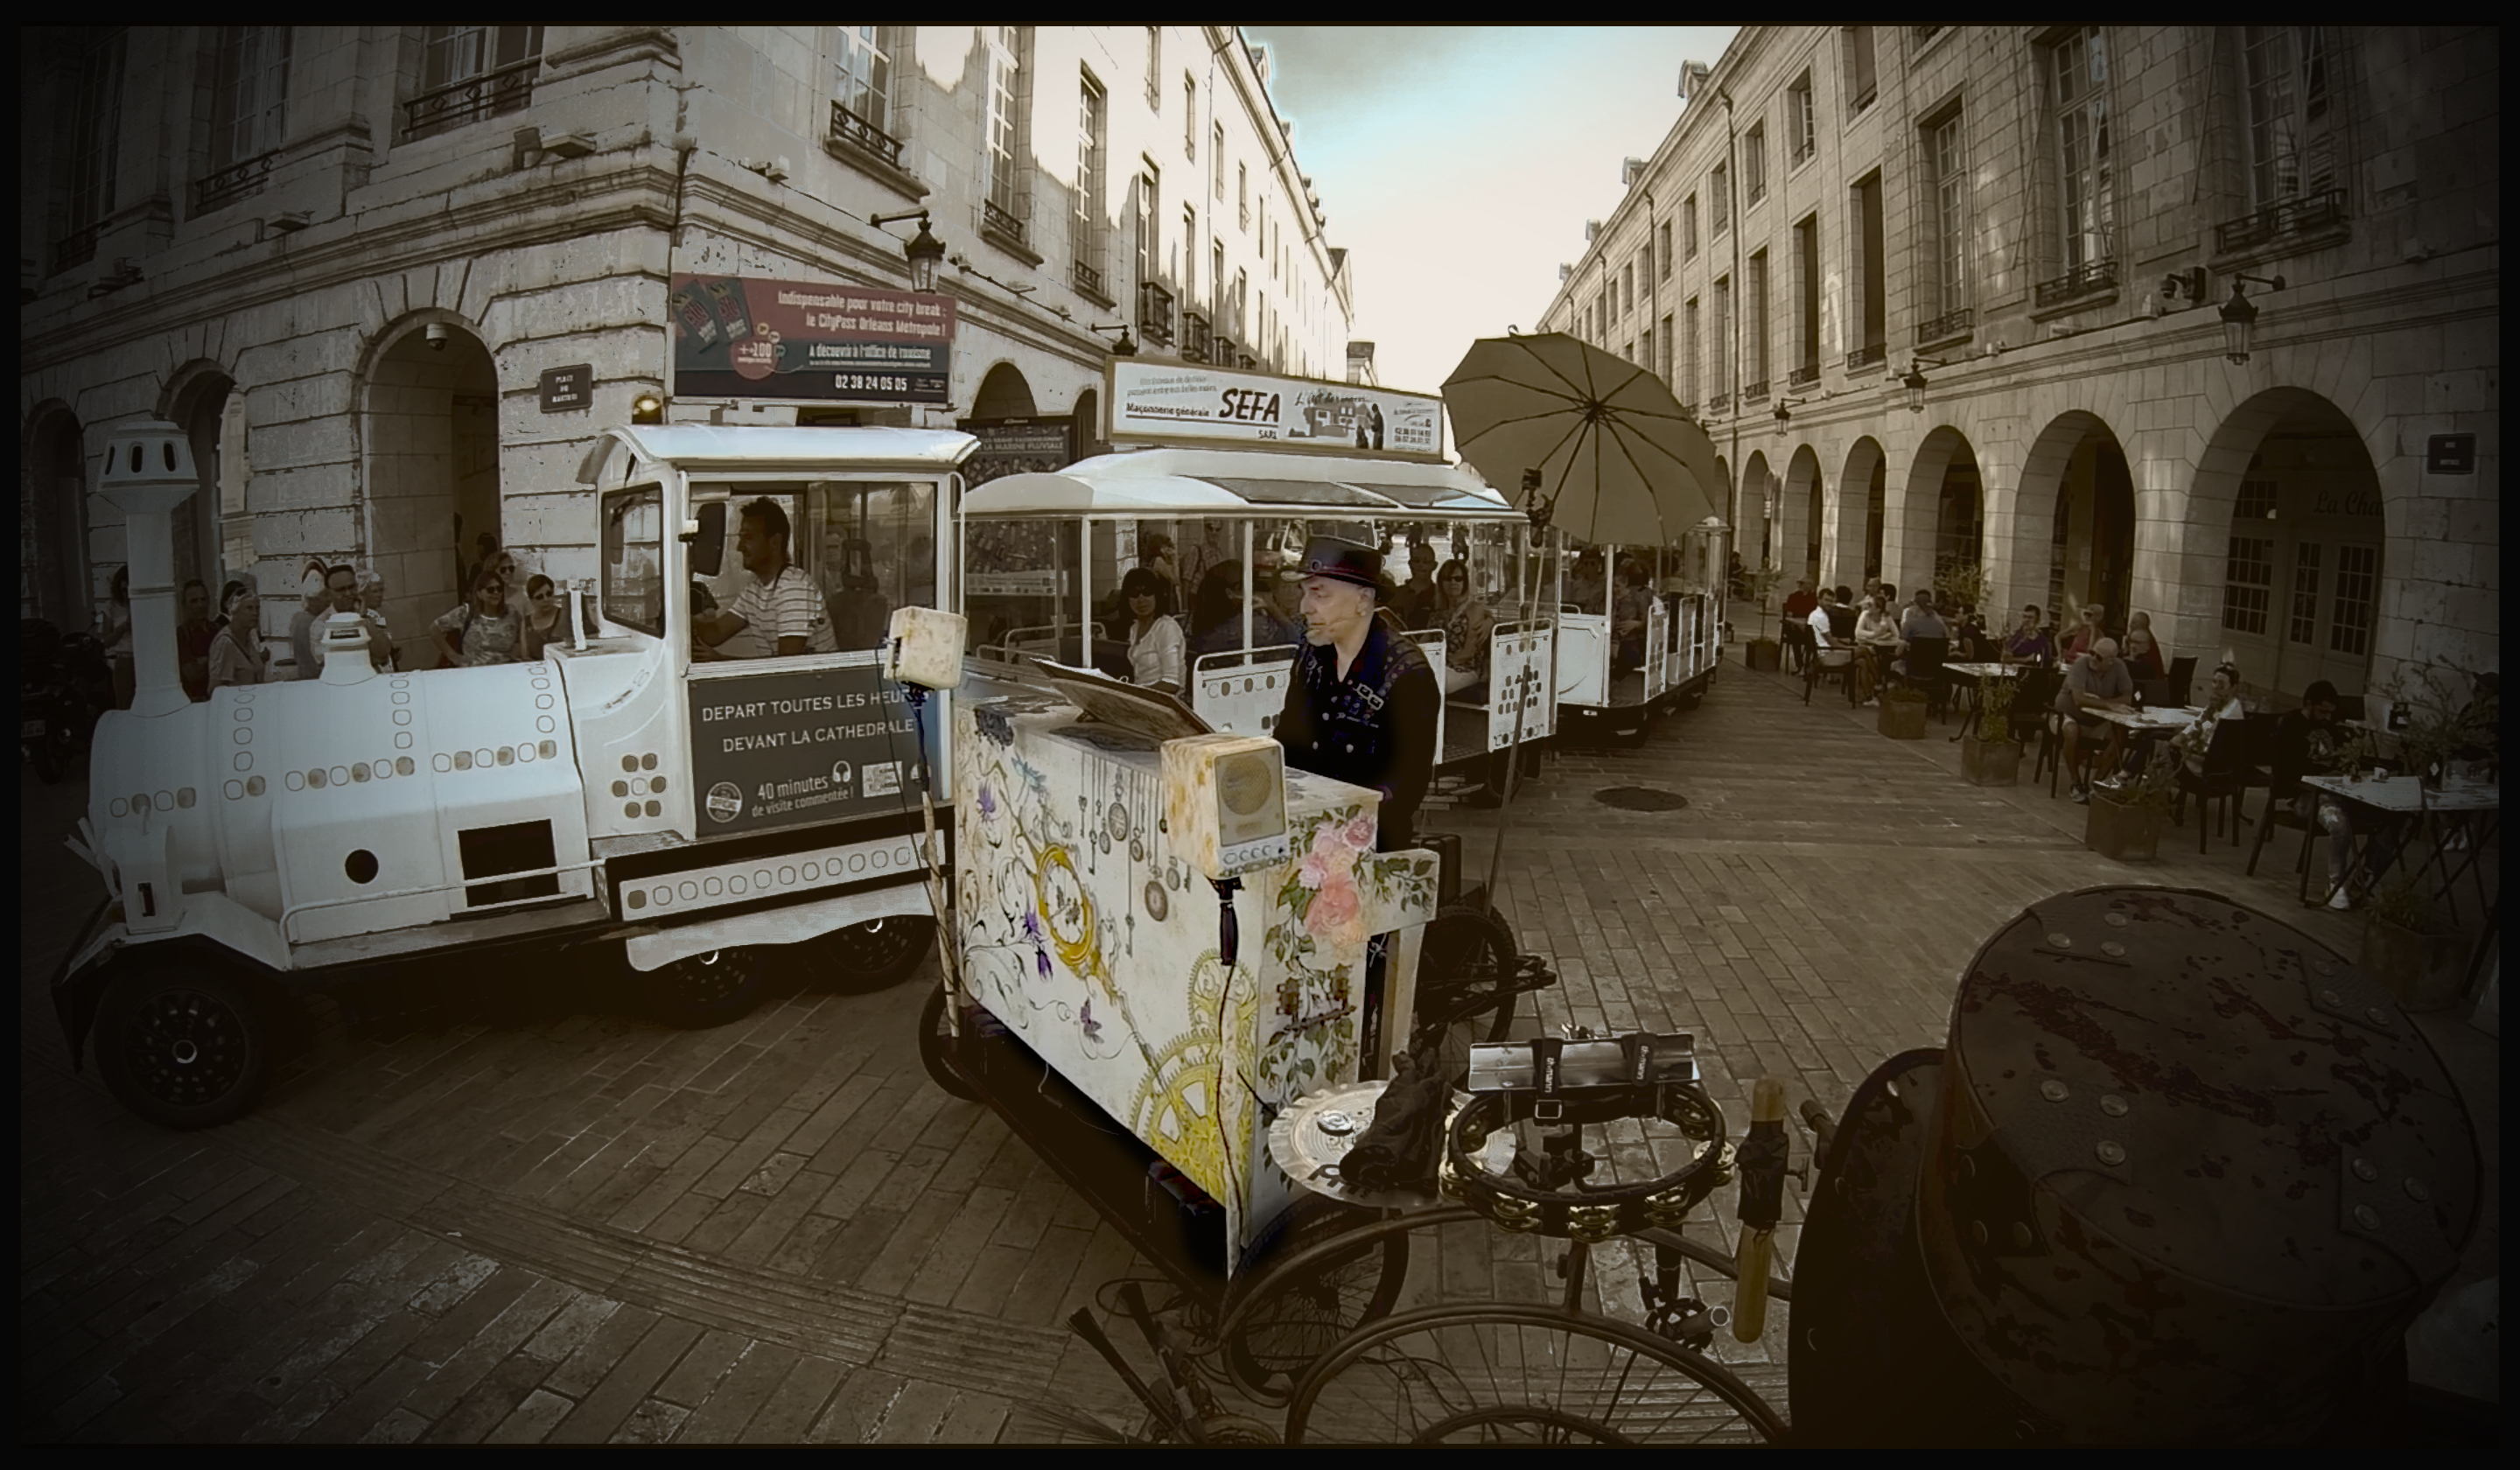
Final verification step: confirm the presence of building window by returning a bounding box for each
[1850,170,1886,368]
[1928,108,1967,317]
[2049,26,2113,276]
[1660,312,1675,387]
[984,27,1030,240]
[49,26,125,273]
[2328,544,2376,656]
[1657,220,1672,279]
[832,26,894,139]
[1145,26,1162,110]
[1620,262,1634,318]
[1237,162,1250,231]
[1684,196,1698,258]
[1184,76,1197,159]
[1234,269,1248,342]
[1745,249,1769,396]
[194,26,290,216]
[2242,26,2335,206]
[1788,72,1815,164]
[1842,26,1877,112]
[1073,74,1109,294]
[1712,164,1730,234]
[1212,123,1225,199]
[2222,534,2275,635]
[1712,276,1731,399]
[2234,477,2278,522]
[408,25,543,143]
[1745,122,1767,204]
[2286,542,2321,645]
[1793,214,1819,382]
[1684,298,1700,404]
[1182,205,1197,298]
[1135,165,1159,294]
[1212,240,1225,323]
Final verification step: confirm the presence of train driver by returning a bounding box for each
[691,497,837,660]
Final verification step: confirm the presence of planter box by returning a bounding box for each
[2084,791,2164,861]
[1745,639,1782,672]
[2360,919,2468,1012]
[1878,695,1928,740]
[1961,733,2020,786]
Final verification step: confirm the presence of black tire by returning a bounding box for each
[1284,1303,1787,1444]
[1413,905,1522,1088]
[917,984,979,1101]
[1218,1208,1414,1404]
[807,914,936,994]
[640,946,766,1029]
[95,958,273,1130]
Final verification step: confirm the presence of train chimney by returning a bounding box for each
[94,420,201,719]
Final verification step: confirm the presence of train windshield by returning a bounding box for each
[600,486,665,635]
[686,480,941,659]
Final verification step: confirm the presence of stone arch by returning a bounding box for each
[1738,450,1774,571]
[2186,387,2392,701]
[971,360,1038,419]
[160,360,238,606]
[1071,386,1100,458]
[1779,443,1825,592]
[1836,436,1886,592]
[21,399,91,628]
[1896,425,1978,599]
[2011,409,2134,632]
[360,312,501,665]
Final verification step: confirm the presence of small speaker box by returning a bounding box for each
[885,606,965,690]
[1161,734,1290,880]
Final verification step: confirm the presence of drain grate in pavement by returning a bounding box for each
[1595,786,1690,812]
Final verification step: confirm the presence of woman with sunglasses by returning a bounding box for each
[1431,557,1494,697]
[1121,565,1185,693]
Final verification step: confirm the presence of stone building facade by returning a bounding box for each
[1539,25,2497,704]
[21,25,1352,670]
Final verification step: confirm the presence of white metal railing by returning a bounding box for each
[1190,644,1298,737]
[279,858,604,944]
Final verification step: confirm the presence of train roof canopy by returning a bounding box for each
[577,425,979,486]
[962,446,1517,520]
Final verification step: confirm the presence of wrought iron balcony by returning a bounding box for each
[2033,261,2116,309]
[1138,281,1175,345]
[983,196,1028,248]
[2215,188,2348,256]
[1708,390,1732,413]
[402,54,541,143]
[48,223,101,276]
[1742,379,1770,402]
[191,150,279,217]
[827,100,904,168]
[1916,306,1974,344]
[1182,311,1211,362]
[1070,257,1105,300]
[1788,363,1820,389]
[1845,342,1886,372]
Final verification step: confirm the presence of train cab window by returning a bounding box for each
[690,480,941,661]
[600,486,664,636]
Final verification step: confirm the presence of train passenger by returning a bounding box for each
[1121,566,1185,692]
[206,582,274,691]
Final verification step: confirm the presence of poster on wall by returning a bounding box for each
[670,275,955,402]
[1107,360,1445,460]
[686,664,939,838]
[957,415,1078,488]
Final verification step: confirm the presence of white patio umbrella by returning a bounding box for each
[1442,332,1726,546]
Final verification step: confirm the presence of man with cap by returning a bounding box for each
[1275,536,1439,851]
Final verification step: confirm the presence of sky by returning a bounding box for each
[1245,26,1740,410]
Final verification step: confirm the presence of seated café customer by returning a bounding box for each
[2002,605,2054,666]
[1121,566,1185,692]
[2123,609,2167,681]
[1900,589,1950,646]
[1189,560,1249,655]
[2056,636,2134,802]
[2269,681,2398,910]
[2062,602,2107,663]
[1781,579,1819,673]
[2152,662,2244,783]
[1853,592,1902,703]
[1612,559,1653,673]
[1826,587,1858,641]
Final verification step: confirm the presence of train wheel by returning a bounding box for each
[808,914,936,994]
[917,984,978,1101]
[96,958,273,1130]
[641,946,766,1029]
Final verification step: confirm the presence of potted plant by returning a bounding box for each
[1930,561,1990,624]
[2358,872,2467,1012]
[1960,676,2019,784]
[1742,563,1787,672]
[2371,662,2497,792]
[1878,681,1929,739]
[2085,744,2176,862]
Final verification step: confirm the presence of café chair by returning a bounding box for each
[2166,654,2198,709]
[1894,635,1952,722]
[1805,643,1858,705]
[2245,780,2320,894]
[2174,716,2258,852]
[2008,665,2067,794]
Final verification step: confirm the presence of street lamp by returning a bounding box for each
[1772,396,1807,440]
[2219,272,2286,364]
[1088,323,1139,356]
[1900,355,1963,414]
[870,210,948,292]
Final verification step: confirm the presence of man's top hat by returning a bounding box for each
[1299,536,1380,590]
[1789,885,2478,1446]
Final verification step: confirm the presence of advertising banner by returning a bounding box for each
[958,415,1078,488]
[670,275,955,403]
[1107,360,1445,460]
[686,664,938,838]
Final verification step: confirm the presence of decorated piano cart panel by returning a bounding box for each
[953,693,1437,1268]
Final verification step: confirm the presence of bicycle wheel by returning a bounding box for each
[1284,1302,1787,1445]
[1216,1206,1414,1405]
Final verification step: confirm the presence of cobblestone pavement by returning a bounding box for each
[21,649,2498,1442]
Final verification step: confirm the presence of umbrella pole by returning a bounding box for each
[1480,523,1547,919]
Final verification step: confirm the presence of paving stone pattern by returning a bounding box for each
[19,651,2496,1441]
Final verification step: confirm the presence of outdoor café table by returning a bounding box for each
[2084,703,2201,786]
[2296,773,2501,923]
[1942,661,2020,742]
